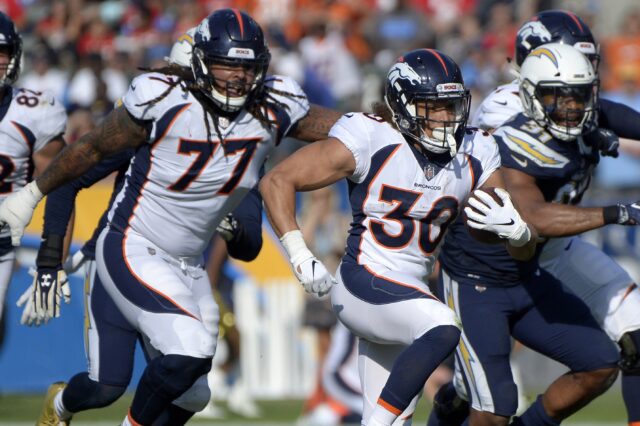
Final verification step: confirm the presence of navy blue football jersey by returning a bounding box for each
[439,113,600,286]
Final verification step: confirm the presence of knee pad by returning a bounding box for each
[619,331,640,374]
[172,375,211,413]
[149,354,212,395]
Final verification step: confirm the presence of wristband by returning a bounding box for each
[36,234,64,269]
[280,230,313,265]
[603,205,622,224]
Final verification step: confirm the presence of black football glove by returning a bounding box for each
[585,128,620,158]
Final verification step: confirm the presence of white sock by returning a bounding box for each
[368,401,399,425]
[53,390,73,421]
[121,415,134,426]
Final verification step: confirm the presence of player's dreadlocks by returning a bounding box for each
[134,64,306,152]
[372,101,398,128]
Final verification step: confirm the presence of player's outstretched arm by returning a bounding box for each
[0,107,148,247]
[260,137,355,295]
[288,104,343,142]
[599,98,640,142]
[502,167,609,237]
[260,137,355,237]
[36,107,149,195]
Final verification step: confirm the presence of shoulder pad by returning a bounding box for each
[263,74,310,126]
[122,73,184,121]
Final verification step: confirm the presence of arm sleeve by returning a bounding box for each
[42,150,134,237]
[328,113,372,183]
[225,186,263,262]
[598,98,640,140]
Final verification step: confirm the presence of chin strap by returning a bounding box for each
[431,127,458,157]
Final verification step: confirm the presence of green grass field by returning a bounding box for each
[0,390,627,425]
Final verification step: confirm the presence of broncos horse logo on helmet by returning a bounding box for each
[385,49,470,157]
[517,21,553,50]
[515,10,599,70]
[388,62,422,89]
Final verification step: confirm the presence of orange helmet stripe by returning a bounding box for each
[425,49,448,76]
[232,8,245,38]
[562,10,584,33]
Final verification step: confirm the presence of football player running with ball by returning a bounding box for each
[260,48,537,426]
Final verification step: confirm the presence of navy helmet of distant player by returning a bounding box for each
[0,11,22,87]
[385,49,470,157]
[519,43,598,141]
[515,10,599,71]
[191,9,271,113]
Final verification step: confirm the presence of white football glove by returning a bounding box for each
[280,230,336,296]
[464,188,531,247]
[0,181,44,246]
[16,276,40,326]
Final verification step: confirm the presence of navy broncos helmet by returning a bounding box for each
[385,49,470,156]
[192,8,271,113]
[0,12,21,87]
[515,10,599,69]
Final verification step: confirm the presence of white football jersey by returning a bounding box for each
[109,73,309,257]
[0,88,66,239]
[332,113,500,280]
[470,81,521,130]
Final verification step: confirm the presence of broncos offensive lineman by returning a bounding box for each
[458,10,640,425]
[25,145,263,425]
[260,48,537,426]
[0,9,341,426]
[0,12,67,343]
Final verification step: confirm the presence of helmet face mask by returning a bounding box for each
[191,9,271,113]
[534,83,598,139]
[519,43,598,141]
[385,49,470,157]
[193,48,268,112]
[400,95,470,155]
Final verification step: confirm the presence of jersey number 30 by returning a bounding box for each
[370,185,459,254]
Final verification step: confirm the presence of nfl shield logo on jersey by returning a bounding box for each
[424,164,435,180]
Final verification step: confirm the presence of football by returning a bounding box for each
[463,187,504,244]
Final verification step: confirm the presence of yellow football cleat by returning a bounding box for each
[37,382,71,426]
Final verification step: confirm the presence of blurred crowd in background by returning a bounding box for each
[2,0,638,190]
[0,0,634,178]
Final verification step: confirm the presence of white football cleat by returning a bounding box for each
[226,378,261,418]
[194,400,226,419]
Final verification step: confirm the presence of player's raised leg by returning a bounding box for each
[333,262,461,425]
